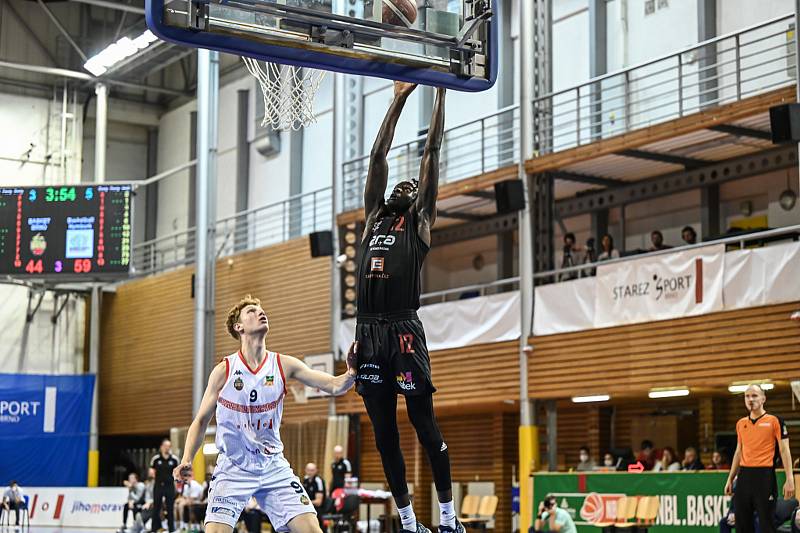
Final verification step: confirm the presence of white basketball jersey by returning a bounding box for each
[215,351,286,473]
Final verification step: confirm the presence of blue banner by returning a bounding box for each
[0,374,95,486]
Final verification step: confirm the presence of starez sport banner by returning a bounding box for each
[0,373,95,486]
[532,471,788,533]
[24,487,127,527]
[593,245,725,328]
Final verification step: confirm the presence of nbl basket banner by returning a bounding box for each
[0,373,95,486]
[593,245,725,328]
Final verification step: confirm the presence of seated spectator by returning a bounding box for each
[2,481,26,529]
[303,463,327,529]
[636,440,657,471]
[533,494,577,533]
[598,234,620,261]
[177,473,204,532]
[682,446,705,470]
[576,446,596,471]
[120,472,145,533]
[706,450,730,470]
[682,226,697,245]
[649,230,672,251]
[601,452,617,470]
[240,497,269,533]
[653,447,681,472]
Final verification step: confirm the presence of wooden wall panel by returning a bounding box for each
[529,302,800,399]
[100,236,331,435]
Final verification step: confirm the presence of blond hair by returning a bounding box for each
[226,294,262,341]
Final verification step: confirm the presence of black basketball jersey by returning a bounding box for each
[357,207,429,314]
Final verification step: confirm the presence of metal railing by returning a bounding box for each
[130,187,332,277]
[342,105,520,211]
[415,225,800,306]
[341,14,796,211]
[534,14,796,154]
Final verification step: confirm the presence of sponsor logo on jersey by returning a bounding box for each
[359,363,380,370]
[369,234,396,248]
[300,496,310,506]
[233,370,243,376]
[211,507,236,518]
[233,377,244,391]
[440,442,448,452]
[359,374,383,384]
[212,497,238,506]
[370,257,384,272]
[396,372,415,391]
[264,375,274,386]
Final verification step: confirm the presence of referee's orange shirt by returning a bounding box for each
[736,413,788,467]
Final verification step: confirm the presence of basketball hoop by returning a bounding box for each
[242,57,326,131]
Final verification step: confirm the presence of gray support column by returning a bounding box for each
[288,129,304,238]
[701,184,720,240]
[546,400,558,471]
[193,49,219,414]
[497,231,515,285]
[589,0,607,140]
[145,129,159,242]
[235,90,250,252]
[591,209,609,248]
[697,0,718,108]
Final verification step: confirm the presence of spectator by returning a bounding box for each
[120,472,145,532]
[2,481,25,529]
[649,230,672,251]
[581,238,597,277]
[602,453,617,470]
[330,445,352,493]
[637,440,657,471]
[653,447,681,472]
[682,226,697,245]
[176,473,203,532]
[128,470,155,533]
[150,438,179,533]
[576,446,596,471]
[598,234,620,261]
[534,494,577,533]
[559,233,581,281]
[682,446,705,470]
[303,463,327,529]
[707,450,730,470]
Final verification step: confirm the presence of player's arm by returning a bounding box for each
[364,82,417,220]
[174,361,226,480]
[724,441,742,495]
[415,87,446,245]
[281,342,358,396]
[779,436,794,499]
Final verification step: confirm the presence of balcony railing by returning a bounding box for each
[130,187,332,277]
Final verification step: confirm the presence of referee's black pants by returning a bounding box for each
[734,467,777,533]
[151,482,176,532]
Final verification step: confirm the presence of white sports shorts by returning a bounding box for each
[205,454,316,532]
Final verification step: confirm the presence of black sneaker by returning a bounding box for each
[400,522,432,533]
[438,519,465,533]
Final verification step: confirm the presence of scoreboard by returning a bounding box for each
[0,185,132,278]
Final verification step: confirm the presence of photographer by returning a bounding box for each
[532,494,577,533]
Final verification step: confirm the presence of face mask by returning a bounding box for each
[604,458,614,467]
[579,453,589,462]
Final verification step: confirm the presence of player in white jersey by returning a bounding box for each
[173,295,357,533]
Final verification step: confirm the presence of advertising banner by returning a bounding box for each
[24,487,128,527]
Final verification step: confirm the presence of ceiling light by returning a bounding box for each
[648,388,690,399]
[202,442,219,455]
[84,30,159,76]
[728,383,774,393]
[571,394,611,403]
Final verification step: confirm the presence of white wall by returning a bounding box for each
[718,0,793,35]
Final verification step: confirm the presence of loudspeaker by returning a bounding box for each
[769,103,800,144]
[309,230,334,257]
[494,179,525,213]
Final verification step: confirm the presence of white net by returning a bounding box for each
[242,57,326,131]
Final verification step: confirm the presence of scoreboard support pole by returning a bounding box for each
[88,82,108,487]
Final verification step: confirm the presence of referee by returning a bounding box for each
[151,438,179,533]
[724,384,795,533]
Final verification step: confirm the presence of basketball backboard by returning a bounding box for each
[145,0,497,92]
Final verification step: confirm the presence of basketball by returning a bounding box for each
[383,0,417,27]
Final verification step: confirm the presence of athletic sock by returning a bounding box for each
[398,503,417,531]
[439,500,456,528]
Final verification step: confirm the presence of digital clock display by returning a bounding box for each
[0,185,132,278]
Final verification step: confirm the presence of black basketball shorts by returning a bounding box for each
[354,310,435,397]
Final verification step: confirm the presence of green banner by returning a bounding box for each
[532,471,787,533]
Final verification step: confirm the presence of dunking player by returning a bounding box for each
[355,82,461,533]
[173,295,357,533]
